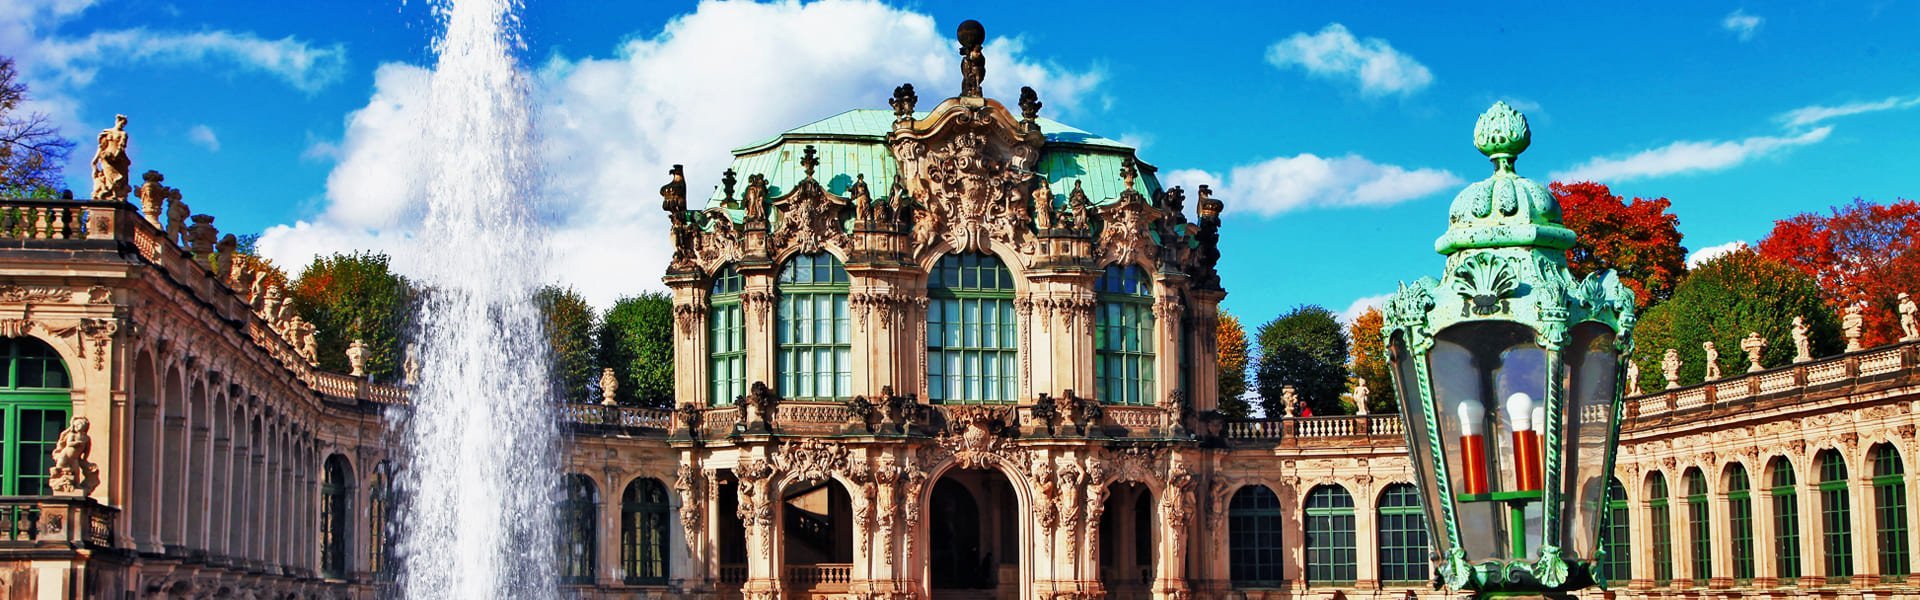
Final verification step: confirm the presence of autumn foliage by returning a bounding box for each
[1550,181,1689,308]
[1215,312,1252,419]
[1758,198,1920,348]
[1346,307,1394,414]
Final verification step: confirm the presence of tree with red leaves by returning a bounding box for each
[1757,198,1920,348]
[1550,181,1689,308]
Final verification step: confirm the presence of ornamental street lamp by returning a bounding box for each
[1382,102,1637,594]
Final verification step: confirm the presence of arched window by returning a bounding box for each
[1094,265,1155,405]
[1871,444,1910,579]
[558,474,598,582]
[1727,464,1756,582]
[927,253,1017,404]
[368,460,394,581]
[1228,485,1283,587]
[1601,478,1631,584]
[1648,472,1674,585]
[1376,483,1428,583]
[776,253,851,400]
[1304,485,1356,585]
[319,455,351,579]
[1818,450,1853,582]
[709,265,746,406]
[1769,457,1802,581]
[0,337,70,495]
[1685,468,1711,584]
[622,477,672,585]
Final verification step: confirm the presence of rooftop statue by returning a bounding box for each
[91,115,131,202]
[136,170,167,224]
[1902,292,1919,342]
[957,20,986,97]
[1792,316,1812,363]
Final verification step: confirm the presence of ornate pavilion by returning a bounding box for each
[0,18,1914,600]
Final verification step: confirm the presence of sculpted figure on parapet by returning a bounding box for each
[91,115,131,201]
[48,417,97,496]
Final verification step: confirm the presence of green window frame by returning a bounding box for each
[1602,478,1631,584]
[1818,450,1853,583]
[1728,464,1756,582]
[319,455,350,580]
[1648,473,1674,585]
[1686,469,1712,584]
[1377,483,1429,584]
[0,337,71,496]
[1770,458,1802,582]
[1871,444,1910,580]
[709,266,746,406]
[622,477,672,585]
[1094,265,1155,405]
[927,253,1017,404]
[369,461,394,581]
[558,474,598,583]
[776,253,851,401]
[1304,485,1357,586]
[1229,485,1284,587]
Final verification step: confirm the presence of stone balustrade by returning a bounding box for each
[1627,340,1919,422]
[1224,414,1404,442]
[0,496,117,549]
[0,199,109,241]
[558,403,672,431]
[786,563,852,587]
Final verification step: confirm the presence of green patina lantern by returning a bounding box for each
[1383,102,1637,594]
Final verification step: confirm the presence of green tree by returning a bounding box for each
[287,252,411,381]
[1347,307,1395,414]
[536,286,599,403]
[1215,311,1252,419]
[1632,248,1842,387]
[1254,305,1350,417]
[598,292,674,408]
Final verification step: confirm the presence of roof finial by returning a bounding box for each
[1120,156,1138,192]
[958,20,986,97]
[1474,101,1531,174]
[721,168,738,203]
[890,83,918,120]
[800,145,820,179]
[1019,86,1042,123]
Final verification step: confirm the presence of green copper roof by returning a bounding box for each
[704,109,1157,209]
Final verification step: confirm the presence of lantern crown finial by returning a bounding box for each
[1437,102,1574,256]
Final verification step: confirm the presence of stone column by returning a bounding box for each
[1851,462,1877,585]
[189,415,212,553]
[162,412,187,550]
[1710,481,1734,588]
[228,417,250,565]
[741,273,777,395]
[1354,482,1380,590]
[1627,473,1653,590]
[210,425,232,561]
[1674,477,1698,587]
[737,448,779,599]
[669,284,709,407]
[248,429,265,567]
[1795,465,1822,586]
[1187,290,1225,413]
[1908,450,1920,586]
[1752,465,1780,587]
[1150,283,1184,411]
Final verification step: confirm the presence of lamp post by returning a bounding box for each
[1382,102,1637,594]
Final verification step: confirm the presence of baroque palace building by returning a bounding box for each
[0,19,1917,600]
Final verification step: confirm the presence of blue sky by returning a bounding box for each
[6,0,1918,324]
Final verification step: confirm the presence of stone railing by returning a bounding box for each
[559,403,673,431]
[1104,405,1164,430]
[0,198,112,240]
[0,496,117,549]
[718,564,748,584]
[1627,341,1920,423]
[786,563,852,587]
[1225,414,1403,442]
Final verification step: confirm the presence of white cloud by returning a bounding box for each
[1265,23,1432,97]
[1687,240,1749,267]
[31,29,346,93]
[1168,154,1460,218]
[264,0,1104,307]
[1777,94,1920,128]
[186,124,219,152]
[1723,10,1764,41]
[1551,126,1830,183]
[1338,293,1391,324]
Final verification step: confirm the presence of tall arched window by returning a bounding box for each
[1727,464,1756,582]
[776,253,851,400]
[709,266,746,406]
[1769,457,1802,582]
[622,477,671,585]
[1304,485,1356,585]
[1818,450,1853,582]
[1685,468,1711,584]
[368,460,394,581]
[1648,472,1674,585]
[1228,485,1283,587]
[0,337,69,495]
[1602,478,1631,584]
[1871,444,1910,579]
[927,253,1017,404]
[558,474,598,583]
[1094,265,1154,405]
[1376,483,1428,584]
[319,455,351,579]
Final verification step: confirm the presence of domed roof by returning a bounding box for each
[701,108,1159,217]
[1434,102,1576,255]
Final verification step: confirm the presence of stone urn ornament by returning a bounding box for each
[347,338,367,377]
[1741,332,1767,373]
[1843,304,1865,352]
[1662,348,1681,389]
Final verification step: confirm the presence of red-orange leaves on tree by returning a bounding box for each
[1758,198,1920,348]
[1550,181,1689,308]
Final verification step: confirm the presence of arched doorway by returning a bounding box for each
[781,478,853,593]
[928,468,1020,599]
[1099,482,1155,599]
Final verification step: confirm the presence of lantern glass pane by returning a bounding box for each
[1430,321,1544,561]
[1390,335,1450,560]
[1560,322,1618,560]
